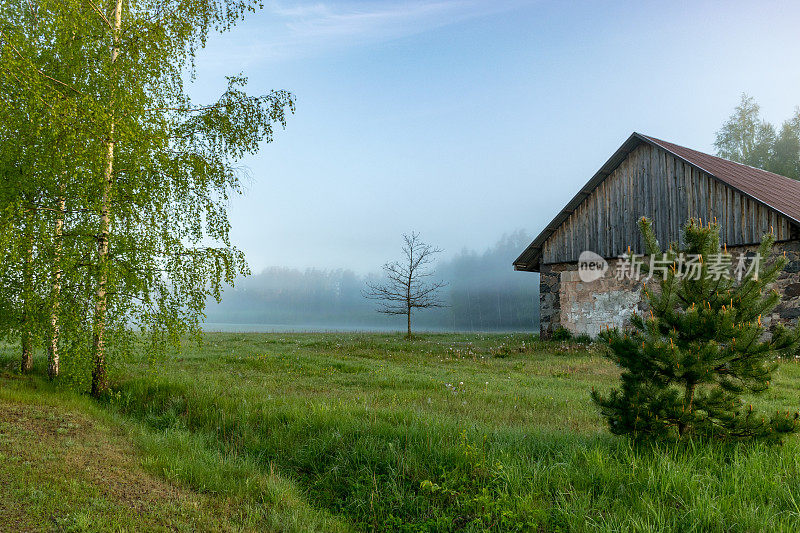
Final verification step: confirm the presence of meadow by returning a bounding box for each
[4,332,800,531]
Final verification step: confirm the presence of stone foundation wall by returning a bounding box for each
[761,241,800,327]
[539,240,800,338]
[538,269,561,336]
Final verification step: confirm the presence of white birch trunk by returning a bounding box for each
[91,0,122,396]
[21,218,33,373]
[48,185,65,379]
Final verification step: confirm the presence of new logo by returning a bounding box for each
[578,251,608,282]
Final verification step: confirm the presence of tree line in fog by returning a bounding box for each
[205,231,539,331]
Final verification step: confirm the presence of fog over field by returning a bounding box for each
[205,230,539,331]
[192,1,800,334]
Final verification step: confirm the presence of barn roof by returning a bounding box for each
[514,132,800,272]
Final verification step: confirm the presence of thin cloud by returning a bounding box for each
[201,0,526,64]
[279,1,503,40]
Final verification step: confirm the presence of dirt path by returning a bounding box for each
[0,393,247,532]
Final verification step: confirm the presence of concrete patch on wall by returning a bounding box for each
[558,263,643,337]
[565,290,642,337]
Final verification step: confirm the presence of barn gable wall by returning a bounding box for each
[540,143,796,265]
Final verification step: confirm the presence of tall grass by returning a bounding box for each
[98,333,800,531]
[0,351,350,532]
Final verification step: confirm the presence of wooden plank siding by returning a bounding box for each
[540,143,795,265]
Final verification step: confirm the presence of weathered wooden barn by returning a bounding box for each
[514,132,800,338]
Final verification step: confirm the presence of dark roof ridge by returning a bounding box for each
[643,134,800,188]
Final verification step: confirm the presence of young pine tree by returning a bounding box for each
[592,217,800,443]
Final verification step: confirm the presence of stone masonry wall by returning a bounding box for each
[538,267,561,337]
[539,240,800,338]
[761,241,800,328]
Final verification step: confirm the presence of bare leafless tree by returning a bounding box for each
[364,232,447,338]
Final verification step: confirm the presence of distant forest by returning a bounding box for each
[205,231,539,331]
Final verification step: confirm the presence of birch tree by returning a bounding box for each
[1,0,294,394]
[0,0,103,378]
[76,0,295,395]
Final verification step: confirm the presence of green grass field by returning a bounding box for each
[4,332,800,531]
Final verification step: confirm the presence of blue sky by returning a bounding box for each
[190,0,800,274]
